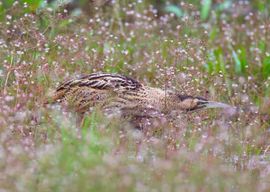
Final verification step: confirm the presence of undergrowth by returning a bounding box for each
[0,0,269,191]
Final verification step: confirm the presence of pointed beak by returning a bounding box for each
[203,101,233,109]
[188,97,233,111]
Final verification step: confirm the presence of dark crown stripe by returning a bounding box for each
[178,95,194,101]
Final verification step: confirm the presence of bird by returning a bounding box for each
[46,72,231,127]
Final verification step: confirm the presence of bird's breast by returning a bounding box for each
[141,87,166,111]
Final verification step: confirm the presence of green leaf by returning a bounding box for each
[201,0,212,20]
[232,48,247,75]
[259,40,266,53]
[164,4,183,18]
[215,0,232,11]
[22,0,43,11]
[262,56,270,79]
[232,50,242,74]
[203,62,213,73]
[213,47,226,74]
[209,27,218,41]
[1,0,14,8]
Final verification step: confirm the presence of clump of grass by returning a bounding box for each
[0,1,269,192]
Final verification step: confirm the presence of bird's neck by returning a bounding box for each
[144,87,171,112]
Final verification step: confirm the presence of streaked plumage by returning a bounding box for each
[47,72,231,127]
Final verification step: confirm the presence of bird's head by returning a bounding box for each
[175,95,208,111]
[165,93,232,112]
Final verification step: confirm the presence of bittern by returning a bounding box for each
[47,72,230,127]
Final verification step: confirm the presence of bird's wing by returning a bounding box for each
[50,72,143,103]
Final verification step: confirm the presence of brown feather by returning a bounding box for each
[47,72,210,116]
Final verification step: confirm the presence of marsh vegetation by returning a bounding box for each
[0,0,270,191]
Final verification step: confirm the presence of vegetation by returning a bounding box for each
[0,0,269,191]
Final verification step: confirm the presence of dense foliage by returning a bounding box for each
[0,0,269,191]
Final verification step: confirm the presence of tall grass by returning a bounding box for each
[0,0,269,191]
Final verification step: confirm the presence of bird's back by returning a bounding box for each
[49,72,144,113]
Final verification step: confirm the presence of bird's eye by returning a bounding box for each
[177,95,193,101]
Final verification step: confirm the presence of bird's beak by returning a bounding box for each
[197,99,233,109]
[188,98,233,111]
[203,101,233,109]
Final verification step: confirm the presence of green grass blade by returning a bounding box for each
[201,0,212,20]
